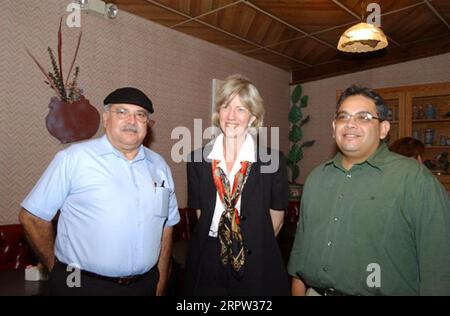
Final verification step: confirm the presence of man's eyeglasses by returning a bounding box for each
[334,111,381,124]
[110,108,149,123]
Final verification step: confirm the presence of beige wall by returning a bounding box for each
[299,52,450,183]
[0,0,290,224]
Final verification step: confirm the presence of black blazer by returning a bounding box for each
[184,145,290,295]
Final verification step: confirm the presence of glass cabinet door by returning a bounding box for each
[379,91,405,146]
[376,83,450,191]
[408,89,450,171]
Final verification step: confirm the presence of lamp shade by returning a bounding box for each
[337,22,388,53]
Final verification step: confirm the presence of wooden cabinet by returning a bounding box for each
[376,82,450,191]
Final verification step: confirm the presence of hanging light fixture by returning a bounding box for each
[337,22,388,53]
[337,1,388,53]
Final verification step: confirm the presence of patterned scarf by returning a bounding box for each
[212,159,252,279]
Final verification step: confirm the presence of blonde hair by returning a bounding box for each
[212,74,265,128]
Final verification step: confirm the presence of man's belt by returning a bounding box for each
[80,268,150,285]
[56,258,153,285]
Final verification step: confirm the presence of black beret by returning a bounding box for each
[104,87,154,113]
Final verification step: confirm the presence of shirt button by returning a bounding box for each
[339,194,344,199]
[240,215,247,221]
[327,241,333,247]
[346,174,352,178]
[322,267,328,272]
[334,217,339,222]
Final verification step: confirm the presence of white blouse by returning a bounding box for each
[207,133,256,237]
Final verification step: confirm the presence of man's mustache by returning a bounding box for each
[121,125,139,133]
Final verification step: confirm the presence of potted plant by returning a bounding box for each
[25,18,100,144]
[287,84,315,201]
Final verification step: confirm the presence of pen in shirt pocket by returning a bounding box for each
[153,180,165,189]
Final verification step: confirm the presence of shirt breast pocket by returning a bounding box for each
[154,187,169,218]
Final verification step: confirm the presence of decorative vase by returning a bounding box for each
[424,128,435,146]
[425,104,436,119]
[46,96,100,144]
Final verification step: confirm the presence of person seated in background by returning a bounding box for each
[389,137,425,163]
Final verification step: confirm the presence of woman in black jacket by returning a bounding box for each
[184,74,289,296]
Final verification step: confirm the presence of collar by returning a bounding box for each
[324,142,390,172]
[96,135,147,162]
[207,133,256,163]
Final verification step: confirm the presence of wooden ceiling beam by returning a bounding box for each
[424,0,450,30]
[291,35,450,84]
[112,0,450,80]
[143,0,310,66]
[243,0,337,50]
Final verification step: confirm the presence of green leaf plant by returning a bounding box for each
[287,85,315,184]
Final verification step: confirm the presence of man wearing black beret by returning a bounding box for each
[20,87,180,296]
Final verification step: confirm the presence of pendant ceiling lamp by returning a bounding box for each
[337,1,388,53]
[337,22,388,53]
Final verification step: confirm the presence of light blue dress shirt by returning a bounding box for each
[21,135,180,277]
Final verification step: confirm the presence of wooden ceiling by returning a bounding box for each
[109,0,450,83]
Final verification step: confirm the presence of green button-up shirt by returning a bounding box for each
[288,143,450,295]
